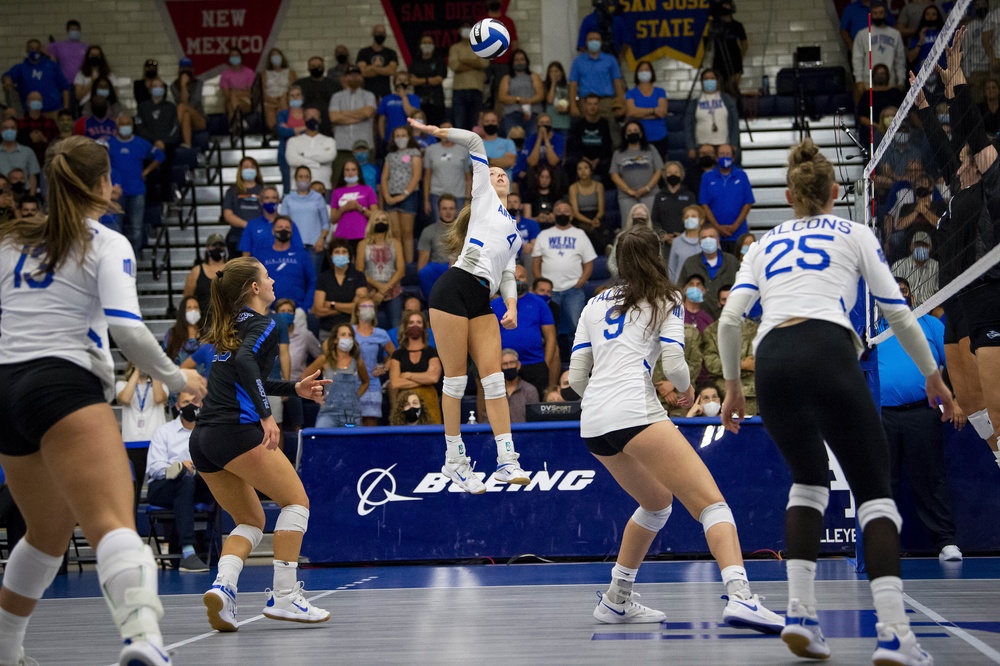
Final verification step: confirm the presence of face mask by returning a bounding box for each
[297,179,314,192]
[118,125,133,138]
[515,280,528,297]
[185,310,201,325]
[344,175,359,184]
[145,68,157,80]
[637,70,653,83]
[914,187,932,197]
[665,174,681,187]
[151,86,165,98]
[913,246,930,262]
[626,132,641,144]
[336,53,349,64]
[374,34,387,45]
[68,29,81,41]
[87,56,102,68]
[561,386,580,401]
[208,247,225,261]
[373,222,389,234]
[977,7,990,18]
[507,206,521,216]
[10,182,24,194]
[555,214,571,227]
[703,79,718,93]
[421,44,434,56]
[241,168,257,181]
[270,54,283,67]
[394,137,410,150]
[278,312,295,328]
[512,137,525,149]
[896,133,910,145]
[354,152,368,164]
[1,129,16,143]
[938,114,950,125]
[359,306,376,322]
[460,28,472,39]
[483,124,499,136]
[700,237,718,254]
[27,51,41,61]
[337,337,355,352]
[698,155,716,169]
[407,324,423,339]
[502,367,519,382]
[514,63,527,73]
[718,156,733,169]
[274,230,292,243]
[488,0,502,10]
[702,400,722,417]
[261,201,278,215]
[873,17,886,26]
[179,403,199,422]
[741,244,751,255]
[332,254,350,268]
[95,87,111,98]
[538,293,551,303]
[873,74,890,86]
[684,216,700,230]
[310,67,324,78]
[229,55,242,66]
[403,406,422,423]
[587,40,602,53]
[686,286,704,303]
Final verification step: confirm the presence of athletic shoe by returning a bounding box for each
[165,461,184,481]
[119,638,172,666]
[6,647,39,666]
[722,593,785,634]
[263,581,330,624]
[203,582,239,632]
[781,599,831,660]
[872,623,933,666]
[938,545,963,562]
[592,590,666,624]
[442,456,486,494]
[493,453,529,485]
[179,554,209,572]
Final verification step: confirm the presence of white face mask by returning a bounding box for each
[637,70,652,83]
[337,337,354,352]
[359,307,376,322]
[460,27,472,39]
[394,137,409,150]
[185,310,201,325]
[684,216,700,230]
[702,400,722,417]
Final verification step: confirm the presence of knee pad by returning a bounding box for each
[699,502,736,536]
[481,372,506,400]
[969,409,995,441]
[96,529,163,638]
[275,504,309,534]
[230,524,264,550]
[2,539,63,599]
[631,504,672,533]
[442,375,468,399]
[857,498,902,533]
[786,483,830,514]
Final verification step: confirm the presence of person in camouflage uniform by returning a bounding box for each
[702,315,758,416]
[652,323,704,417]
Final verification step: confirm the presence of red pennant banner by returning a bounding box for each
[380,0,508,67]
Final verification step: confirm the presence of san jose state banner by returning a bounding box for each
[619,0,713,70]
[380,0,509,67]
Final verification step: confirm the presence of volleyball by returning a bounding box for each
[470,18,510,59]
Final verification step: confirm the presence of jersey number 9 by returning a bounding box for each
[604,308,625,340]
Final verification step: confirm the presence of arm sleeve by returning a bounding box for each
[568,309,593,397]
[233,319,275,419]
[446,128,492,198]
[499,265,517,302]
[950,83,996,158]
[263,378,299,397]
[659,304,690,393]
[718,253,760,381]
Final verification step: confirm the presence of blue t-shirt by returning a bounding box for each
[252,244,317,311]
[910,29,944,70]
[569,52,622,98]
[840,0,896,39]
[516,216,540,259]
[377,93,421,144]
[359,162,380,189]
[107,136,165,196]
[698,167,755,240]
[353,325,392,389]
[239,215,305,255]
[490,293,554,365]
[279,190,328,246]
[625,86,668,142]
[484,136,518,182]
[877,314,945,407]
[3,57,69,111]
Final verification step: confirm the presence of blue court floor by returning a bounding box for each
[23,557,1000,665]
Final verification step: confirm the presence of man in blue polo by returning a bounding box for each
[699,143,754,253]
[250,215,316,312]
[3,39,70,116]
[568,30,625,146]
[491,264,558,399]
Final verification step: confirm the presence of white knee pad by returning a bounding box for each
[857,498,903,533]
[275,504,309,534]
[481,372,506,400]
[96,530,163,638]
[1,539,63,599]
[969,409,995,441]
[699,502,736,536]
[631,504,672,533]
[230,524,264,550]
[786,484,830,514]
[442,375,468,399]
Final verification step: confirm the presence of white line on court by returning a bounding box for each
[904,593,1000,664]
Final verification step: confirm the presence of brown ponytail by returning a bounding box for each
[0,135,112,272]
[613,225,681,334]
[202,257,262,353]
[786,138,835,218]
[442,203,472,257]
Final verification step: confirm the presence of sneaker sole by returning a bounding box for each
[725,616,784,634]
[782,630,830,660]
[120,646,172,666]
[203,592,238,632]
[180,566,210,573]
[872,650,927,666]
[440,466,486,494]
[262,609,331,624]
[494,475,529,485]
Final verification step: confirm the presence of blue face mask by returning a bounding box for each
[28,100,43,112]
[1,129,17,142]
[740,244,751,255]
[686,286,705,303]
[262,201,278,214]
[118,125,133,138]
[913,246,930,262]
[588,40,602,53]
[289,98,303,108]
[718,156,733,169]
[700,237,718,254]
[277,312,295,328]
[241,167,257,181]
[332,254,350,268]
[151,86,165,98]
[27,51,40,62]
[68,29,81,41]
[354,152,368,164]
[344,175,359,184]
[538,293,551,302]
[95,88,111,98]
[229,55,242,66]
[703,79,718,93]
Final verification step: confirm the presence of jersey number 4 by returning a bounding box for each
[12,249,54,289]
[764,234,833,279]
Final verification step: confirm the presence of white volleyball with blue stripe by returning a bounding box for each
[470,18,510,60]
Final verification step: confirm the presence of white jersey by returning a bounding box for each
[572,288,687,438]
[0,219,145,401]
[731,214,910,356]
[450,129,522,295]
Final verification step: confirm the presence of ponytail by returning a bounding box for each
[787,138,835,218]
[443,203,472,257]
[201,257,262,353]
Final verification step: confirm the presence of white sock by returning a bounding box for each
[968,408,995,441]
[445,435,465,460]
[0,608,30,665]
[273,560,298,593]
[215,554,244,589]
[870,576,908,628]
[95,528,162,646]
[607,563,638,604]
[494,433,514,458]
[721,564,751,600]
[994,449,1000,469]
[786,559,817,616]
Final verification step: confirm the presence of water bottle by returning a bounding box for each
[467,410,477,425]
[762,74,770,96]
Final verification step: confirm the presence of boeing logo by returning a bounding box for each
[356,464,422,516]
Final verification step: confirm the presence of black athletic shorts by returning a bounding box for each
[941,297,968,345]
[0,358,108,457]
[584,423,653,457]
[189,422,265,473]
[428,267,494,319]
[959,280,1000,353]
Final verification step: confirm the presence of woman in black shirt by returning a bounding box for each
[312,238,368,337]
[389,309,442,423]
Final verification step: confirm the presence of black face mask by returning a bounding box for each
[403,406,422,423]
[374,34,387,45]
[274,230,292,243]
[488,0,502,10]
[873,74,890,86]
[914,187,933,198]
[561,386,580,401]
[698,155,717,169]
[310,67,324,78]
[515,280,528,297]
[872,17,886,26]
[178,403,199,422]
[502,367,519,382]
[626,132,641,144]
[145,69,157,80]
[976,7,990,18]
[208,247,225,261]
[554,214,571,227]
[507,206,520,216]
[87,56,102,68]
[665,174,682,187]
[305,118,320,131]
[374,222,389,234]
[512,137,525,149]
[10,182,25,194]
[336,54,348,64]
[483,124,499,136]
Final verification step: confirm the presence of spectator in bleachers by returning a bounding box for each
[389,309,442,423]
[73,45,113,109]
[626,60,669,159]
[422,121,471,222]
[679,226,738,319]
[109,115,163,253]
[897,0,937,42]
[533,200,597,336]
[358,24,398,101]
[651,161,697,253]
[523,113,565,176]
[306,324,369,428]
[276,297,321,387]
[327,46,352,93]
[841,0,897,52]
[263,47,295,133]
[685,385,724,418]
[183,233,227,316]
[568,160,605,249]
[163,296,203,366]
[0,118,41,194]
[46,19,87,87]
[330,158,378,245]
[286,107,336,192]
[891,231,939,307]
[981,79,1000,136]
[17,195,40,218]
[505,192,539,269]
[607,203,651,276]
[858,65,906,130]
[2,165,32,200]
[73,77,118,140]
[144,390,212,572]
[329,64,377,187]
[566,93,614,182]
[478,349,538,424]
[117,363,168,498]
[389,391,431,425]
[652,323,705,416]
[252,215,317,312]
[569,30,626,146]
[222,156,264,258]
[685,70,739,162]
[907,5,946,72]
[133,58,158,107]
[220,47,255,129]
[3,39,70,116]
[688,144,717,196]
[417,192,458,300]
[491,264,558,398]
[498,49,545,135]
[381,125,423,261]
[353,297,395,426]
[888,173,942,263]
[966,0,995,102]
[172,58,206,150]
[15,93,57,169]
[409,35,447,126]
[386,295,436,348]
[578,0,630,56]
[314,238,368,337]
[449,22,490,131]
[240,186,304,257]
[735,231,757,260]
[508,124,529,183]
[357,210,405,329]
[378,72,421,147]
[480,110,517,183]
[352,139,379,187]
[682,274,715,332]
[282,165,330,273]
[135,77,180,204]
[712,0,748,97]
[54,108,74,141]
[699,143,753,251]
[701,284,758,414]
[523,164,565,227]
[544,61,572,136]
[295,56,338,136]
[853,3,906,98]
[610,121,663,225]
[276,85,306,193]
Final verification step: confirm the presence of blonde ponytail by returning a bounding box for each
[786,138,835,218]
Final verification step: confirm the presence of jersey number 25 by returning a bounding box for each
[764,234,833,280]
